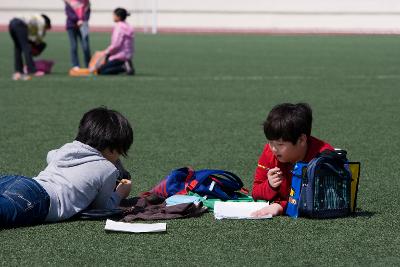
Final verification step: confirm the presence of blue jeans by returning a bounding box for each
[67,22,91,68]
[0,175,50,228]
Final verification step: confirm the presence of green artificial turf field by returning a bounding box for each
[0,31,400,266]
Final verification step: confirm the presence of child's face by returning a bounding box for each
[268,135,308,164]
[113,14,120,22]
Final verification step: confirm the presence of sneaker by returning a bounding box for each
[124,60,135,75]
[33,71,45,77]
[12,72,22,80]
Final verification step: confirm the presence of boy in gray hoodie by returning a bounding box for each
[0,107,133,227]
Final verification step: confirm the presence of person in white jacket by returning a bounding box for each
[0,107,133,227]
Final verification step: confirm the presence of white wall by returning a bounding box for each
[1,0,400,33]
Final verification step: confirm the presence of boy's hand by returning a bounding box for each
[77,20,84,27]
[251,203,283,218]
[268,167,283,188]
[115,179,132,199]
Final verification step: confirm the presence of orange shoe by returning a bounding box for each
[21,75,32,80]
[69,67,91,76]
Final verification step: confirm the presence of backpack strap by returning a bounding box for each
[187,170,244,192]
[318,149,348,165]
[307,150,351,183]
[178,166,195,194]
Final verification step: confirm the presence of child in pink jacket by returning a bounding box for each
[98,8,135,75]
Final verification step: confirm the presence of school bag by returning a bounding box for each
[69,51,107,77]
[29,40,46,56]
[287,149,354,219]
[23,60,54,74]
[89,51,106,72]
[149,167,246,201]
[34,60,54,74]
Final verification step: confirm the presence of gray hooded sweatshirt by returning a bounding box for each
[34,141,127,222]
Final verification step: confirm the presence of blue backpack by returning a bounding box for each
[287,150,352,218]
[150,167,246,201]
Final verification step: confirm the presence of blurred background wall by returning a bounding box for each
[1,0,400,33]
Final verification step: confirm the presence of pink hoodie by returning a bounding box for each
[105,21,134,62]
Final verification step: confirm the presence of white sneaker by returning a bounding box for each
[12,72,22,80]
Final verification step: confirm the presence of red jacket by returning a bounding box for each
[251,136,333,212]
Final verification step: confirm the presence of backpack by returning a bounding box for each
[149,167,246,201]
[29,40,46,56]
[287,149,352,219]
[89,51,106,72]
[150,167,195,198]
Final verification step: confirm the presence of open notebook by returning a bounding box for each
[214,201,272,220]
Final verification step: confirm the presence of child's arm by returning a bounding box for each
[114,159,131,181]
[251,148,280,201]
[267,167,283,188]
[104,26,124,56]
[90,169,124,209]
[46,149,59,164]
[115,179,132,199]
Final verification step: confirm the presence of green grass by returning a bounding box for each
[1,31,400,266]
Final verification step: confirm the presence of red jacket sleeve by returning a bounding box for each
[251,145,279,201]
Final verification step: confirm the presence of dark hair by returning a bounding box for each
[263,103,312,145]
[41,14,51,29]
[76,107,133,156]
[114,8,130,21]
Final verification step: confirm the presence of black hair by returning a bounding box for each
[76,107,133,157]
[41,14,51,29]
[263,103,312,145]
[114,7,130,21]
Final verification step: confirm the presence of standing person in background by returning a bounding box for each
[97,8,135,75]
[9,14,51,80]
[64,0,91,71]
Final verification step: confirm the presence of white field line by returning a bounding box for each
[1,74,400,83]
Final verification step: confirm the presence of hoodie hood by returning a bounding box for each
[117,21,134,38]
[48,141,105,168]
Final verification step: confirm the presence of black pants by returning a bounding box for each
[98,59,135,75]
[9,18,36,73]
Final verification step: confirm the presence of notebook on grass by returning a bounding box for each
[214,202,272,220]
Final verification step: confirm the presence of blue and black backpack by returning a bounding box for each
[287,149,352,218]
[149,167,246,201]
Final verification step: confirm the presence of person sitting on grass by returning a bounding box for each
[9,14,51,80]
[251,103,334,217]
[97,7,135,75]
[0,107,133,228]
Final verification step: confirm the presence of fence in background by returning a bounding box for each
[1,0,400,34]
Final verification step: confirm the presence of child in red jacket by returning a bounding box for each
[251,103,333,217]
